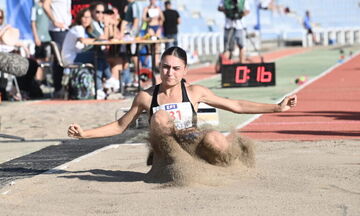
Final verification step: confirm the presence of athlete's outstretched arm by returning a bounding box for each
[196,85,297,114]
[67,92,148,139]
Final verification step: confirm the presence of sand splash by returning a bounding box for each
[145,128,255,186]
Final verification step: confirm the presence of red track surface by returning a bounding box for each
[240,53,360,141]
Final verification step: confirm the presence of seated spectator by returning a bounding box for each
[89,1,110,39]
[61,7,113,99]
[89,2,125,93]
[0,52,44,100]
[105,6,138,91]
[0,9,43,100]
[0,9,30,56]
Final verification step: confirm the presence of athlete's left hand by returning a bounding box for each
[278,95,297,112]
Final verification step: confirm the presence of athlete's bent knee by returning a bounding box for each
[202,130,229,152]
[150,110,173,132]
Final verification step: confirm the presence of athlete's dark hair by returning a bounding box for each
[161,46,187,66]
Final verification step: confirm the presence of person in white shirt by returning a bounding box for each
[43,0,72,96]
[61,7,112,99]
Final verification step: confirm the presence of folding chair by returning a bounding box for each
[49,41,94,99]
[0,71,25,140]
[0,70,22,101]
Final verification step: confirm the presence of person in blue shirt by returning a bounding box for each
[303,10,317,44]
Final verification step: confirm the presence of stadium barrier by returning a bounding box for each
[303,27,360,47]
[177,27,360,58]
[178,31,261,57]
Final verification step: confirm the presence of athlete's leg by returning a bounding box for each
[149,110,174,156]
[202,130,231,152]
[235,29,246,63]
[196,130,240,165]
[223,28,235,60]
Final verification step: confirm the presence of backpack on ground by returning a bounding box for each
[65,65,95,100]
[224,0,245,20]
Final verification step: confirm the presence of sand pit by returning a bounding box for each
[145,128,255,186]
[0,140,359,216]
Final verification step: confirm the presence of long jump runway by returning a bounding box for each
[0,131,141,188]
[239,51,360,140]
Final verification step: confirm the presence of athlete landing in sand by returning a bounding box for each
[68,46,297,165]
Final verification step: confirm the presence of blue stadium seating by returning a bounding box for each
[174,0,360,41]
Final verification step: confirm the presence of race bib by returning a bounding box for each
[152,102,194,130]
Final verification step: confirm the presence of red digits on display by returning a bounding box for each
[256,66,272,83]
[235,66,251,83]
[222,63,274,87]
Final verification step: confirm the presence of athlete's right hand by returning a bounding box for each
[67,123,84,138]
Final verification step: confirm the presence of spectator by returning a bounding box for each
[88,2,121,93]
[104,6,121,40]
[119,0,142,88]
[163,1,180,49]
[218,0,250,63]
[0,9,43,99]
[43,0,72,98]
[0,52,44,100]
[142,0,164,69]
[142,0,164,38]
[102,7,135,92]
[89,1,111,40]
[0,9,30,56]
[61,7,112,100]
[121,0,141,38]
[31,0,52,85]
[303,10,317,45]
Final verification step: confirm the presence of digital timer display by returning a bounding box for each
[221,62,276,87]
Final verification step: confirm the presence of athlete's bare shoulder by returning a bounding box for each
[135,88,152,101]
[185,84,211,103]
[132,86,156,111]
[143,85,156,95]
[187,84,210,95]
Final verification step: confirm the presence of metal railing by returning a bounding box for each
[178,31,262,57]
[303,27,360,47]
[175,27,360,59]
